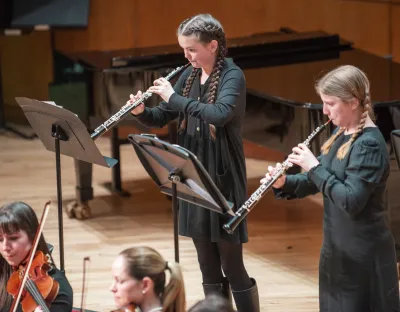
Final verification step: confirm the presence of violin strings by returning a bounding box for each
[25,277,51,312]
[25,279,48,310]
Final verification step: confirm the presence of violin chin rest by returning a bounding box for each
[47,243,54,254]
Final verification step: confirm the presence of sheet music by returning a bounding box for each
[42,101,63,108]
[185,179,218,207]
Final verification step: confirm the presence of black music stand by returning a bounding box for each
[14,97,118,272]
[128,134,234,262]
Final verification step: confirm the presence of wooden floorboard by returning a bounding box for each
[0,131,325,311]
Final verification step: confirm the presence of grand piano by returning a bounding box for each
[51,29,352,201]
[50,29,400,253]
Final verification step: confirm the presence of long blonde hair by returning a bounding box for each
[316,65,375,159]
[120,247,186,312]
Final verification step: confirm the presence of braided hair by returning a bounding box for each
[177,14,227,140]
[317,65,375,160]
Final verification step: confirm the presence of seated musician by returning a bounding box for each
[0,201,73,312]
[109,246,186,312]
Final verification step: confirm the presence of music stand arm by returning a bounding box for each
[168,170,181,263]
[51,124,69,272]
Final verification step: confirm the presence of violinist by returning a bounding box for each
[0,201,73,312]
[110,246,185,312]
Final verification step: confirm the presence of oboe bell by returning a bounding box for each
[223,119,331,234]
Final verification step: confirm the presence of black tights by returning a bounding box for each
[193,238,252,291]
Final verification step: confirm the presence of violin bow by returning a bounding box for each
[80,256,91,312]
[10,200,52,312]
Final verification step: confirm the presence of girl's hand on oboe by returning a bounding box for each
[288,143,319,171]
[148,77,175,102]
[129,91,145,116]
[260,163,286,189]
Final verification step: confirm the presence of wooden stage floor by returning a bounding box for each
[0,131,325,311]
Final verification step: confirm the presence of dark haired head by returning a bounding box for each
[177,14,227,139]
[0,201,51,310]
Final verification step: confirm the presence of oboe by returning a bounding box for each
[90,63,190,141]
[223,119,331,234]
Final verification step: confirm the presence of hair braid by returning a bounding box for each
[336,100,369,159]
[321,127,345,155]
[316,65,373,159]
[178,68,200,132]
[176,14,227,140]
[206,48,225,139]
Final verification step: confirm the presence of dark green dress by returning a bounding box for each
[275,127,400,311]
[137,58,248,244]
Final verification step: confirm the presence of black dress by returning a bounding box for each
[275,127,400,311]
[137,58,248,244]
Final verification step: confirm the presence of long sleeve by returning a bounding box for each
[274,172,320,200]
[273,154,324,199]
[166,68,245,126]
[274,127,341,200]
[135,69,188,128]
[307,137,387,216]
[49,269,73,312]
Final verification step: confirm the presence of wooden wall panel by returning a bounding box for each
[131,0,390,59]
[392,5,400,62]
[323,0,390,56]
[3,0,399,125]
[52,0,393,60]
[244,50,391,106]
[53,0,136,53]
[131,0,270,48]
[0,31,52,123]
[131,0,326,48]
[340,0,390,2]
[263,0,325,32]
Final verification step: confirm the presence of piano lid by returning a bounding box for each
[244,48,400,105]
[60,29,352,70]
[56,29,400,156]
[242,47,400,155]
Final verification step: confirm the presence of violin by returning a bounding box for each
[7,201,57,312]
[7,250,59,312]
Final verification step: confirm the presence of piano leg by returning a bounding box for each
[66,159,93,220]
[103,127,131,197]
